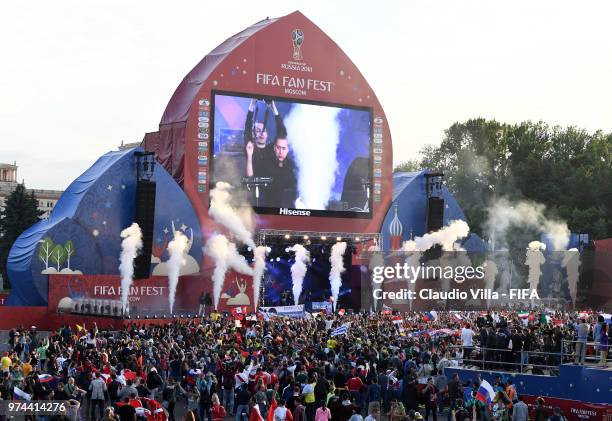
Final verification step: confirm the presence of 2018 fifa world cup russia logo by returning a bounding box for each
[291,29,304,61]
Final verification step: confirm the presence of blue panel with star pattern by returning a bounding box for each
[7,148,202,305]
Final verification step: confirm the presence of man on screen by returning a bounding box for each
[244,98,296,207]
[244,98,287,177]
[265,136,297,207]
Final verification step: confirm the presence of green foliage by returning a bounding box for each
[394,159,422,173]
[418,119,611,240]
[0,184,44,288]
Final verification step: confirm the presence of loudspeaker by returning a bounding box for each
[427,197,444,233]
[134,180,156,279]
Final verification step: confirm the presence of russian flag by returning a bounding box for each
[38,374,53,383]
[423,311,437,322]
[13,386,32,401]
[475,380,495,406]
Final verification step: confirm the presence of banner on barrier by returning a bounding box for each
[312,301,332,313]
[259,305,305,318]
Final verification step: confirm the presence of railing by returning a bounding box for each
[447,340,610,375]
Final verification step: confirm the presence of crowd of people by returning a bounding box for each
[0,309,610,421]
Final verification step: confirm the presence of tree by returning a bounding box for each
[0,183,44,289]
[50,244,67,271]
[38,236,55,270]
[420,119,612,240]
[393,159,422,173]
[64,240,75,270]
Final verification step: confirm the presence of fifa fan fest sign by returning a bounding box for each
[47,273,254,314]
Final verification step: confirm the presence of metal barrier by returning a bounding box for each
[447,340,610,375]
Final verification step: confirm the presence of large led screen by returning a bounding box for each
[211,91,372,218]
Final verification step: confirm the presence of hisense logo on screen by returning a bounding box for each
[279,208,311,216]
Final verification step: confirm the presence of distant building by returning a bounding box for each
[0,162,63,219]
[118,140,142,150]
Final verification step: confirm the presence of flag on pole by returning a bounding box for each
[451,312,462,321]
[423,311,437,322]
[14,386,32,401]
[475,380,495,406]
[331,324,349,337]
[540,314,551,324]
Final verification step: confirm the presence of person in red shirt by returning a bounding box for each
[211,393,227,421]
[249,398,265,421]
[347,374,364,411]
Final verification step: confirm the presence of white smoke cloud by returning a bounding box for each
[329,242,347,310]
[483,259,498,308]
[528,241,547,251]
[283,104,341,209]
[252,246,270,311]
[487,198,570,251]
[290,244,310,305]
[209,182,256,249]
[119,223,143,314]
[562,248,580,306]
[401,220,470,252]
[167,230,189,314]
[525,242,546,296]
[204,234,254,309]
[367,242,385,311]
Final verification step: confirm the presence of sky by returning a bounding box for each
[1,0,611,190]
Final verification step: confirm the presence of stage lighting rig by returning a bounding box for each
[425,172,444,198]
[135,151,156,182]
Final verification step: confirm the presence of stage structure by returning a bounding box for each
[4,11,393,316]
[145,10,393,241]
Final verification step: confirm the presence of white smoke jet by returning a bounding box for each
[284,104,341,209]
[209,182,256,249]
[290,244,311,305]
[543,221,571,251]
[252,246,270,311]
[329,242,347,310]
[525,241,546,304]
[561,248,580,306]
[487,198,570,251]
[366,241,384,311]
[119,223,143,314]
[404,251,421,310]
[483,259,498,308]
[400,220,470,252]
[167,230,189,314]
[204,234,255,309]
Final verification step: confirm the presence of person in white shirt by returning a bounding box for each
[273,399,293,421]
[461,324,475,363]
